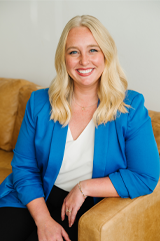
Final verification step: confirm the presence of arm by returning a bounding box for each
[61,177,119,228]
[12,91,71,241]
[80,176,119,197]
[62,93,159,226]
[27,198,70,241]
[109,93,160,198]
[12,91,45,205]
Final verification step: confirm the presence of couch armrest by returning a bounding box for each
[78,180,160,241]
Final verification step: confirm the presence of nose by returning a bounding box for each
[79,53,89,66]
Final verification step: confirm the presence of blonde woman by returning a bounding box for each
[0,15,159,241]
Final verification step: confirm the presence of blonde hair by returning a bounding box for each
[49,15,129,126]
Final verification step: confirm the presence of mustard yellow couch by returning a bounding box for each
[0,78,160,241]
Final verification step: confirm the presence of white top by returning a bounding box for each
[55,119,95,192]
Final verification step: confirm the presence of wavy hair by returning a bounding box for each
[49,15,129,126]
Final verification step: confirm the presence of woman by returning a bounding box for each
[0,15,159,241]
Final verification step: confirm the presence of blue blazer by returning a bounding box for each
[0,89,159,208]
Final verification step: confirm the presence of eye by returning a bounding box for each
[69,50,78,55]
[90,49,98,53]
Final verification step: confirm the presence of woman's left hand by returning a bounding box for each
[61,183,86,227]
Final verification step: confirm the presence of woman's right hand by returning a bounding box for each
[37,215,71,241]
[27,198,71,241]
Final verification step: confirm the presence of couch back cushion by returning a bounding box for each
[12,84,43,149]
[0,78,41,151]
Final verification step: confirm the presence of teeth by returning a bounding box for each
[78,69,93,74]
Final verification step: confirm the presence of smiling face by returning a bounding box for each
[65,26,105,90]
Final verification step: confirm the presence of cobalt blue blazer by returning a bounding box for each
[0,89,159,208]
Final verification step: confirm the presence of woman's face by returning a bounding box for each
[65,26,105,89]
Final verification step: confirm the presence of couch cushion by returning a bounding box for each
[149,110,160,155]
[0,78,31,151]
[0,78,41,151]
[12,84,42,149]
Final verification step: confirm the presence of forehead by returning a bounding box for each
[66,26,98,47]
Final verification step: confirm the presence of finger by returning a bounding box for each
[69,208,77,228]
[65,209,70,217]
[61,228,71,241]
[61,201,66,221]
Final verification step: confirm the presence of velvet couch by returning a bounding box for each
[0,77,160,240]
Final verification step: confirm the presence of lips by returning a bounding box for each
[76,68,94,76]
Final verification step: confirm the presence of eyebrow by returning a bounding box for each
[66,45,100,52]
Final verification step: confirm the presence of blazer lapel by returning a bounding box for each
[43,121,68,200]
[92,122,110,179]
[92,122,110,204]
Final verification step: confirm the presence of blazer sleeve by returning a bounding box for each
[109,93,160,199]
[11,91,45,205]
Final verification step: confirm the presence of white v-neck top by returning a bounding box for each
[55,119,95,191]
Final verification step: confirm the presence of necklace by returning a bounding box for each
[73,96,98,111]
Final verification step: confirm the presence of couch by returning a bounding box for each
[0,77,160,240]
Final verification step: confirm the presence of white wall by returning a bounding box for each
[0,1,160,111]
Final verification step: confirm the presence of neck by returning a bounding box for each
[73,83,98,106]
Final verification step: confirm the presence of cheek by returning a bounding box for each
[94,56,105,72]
[92,53,105,64]
[65,57,77,71]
